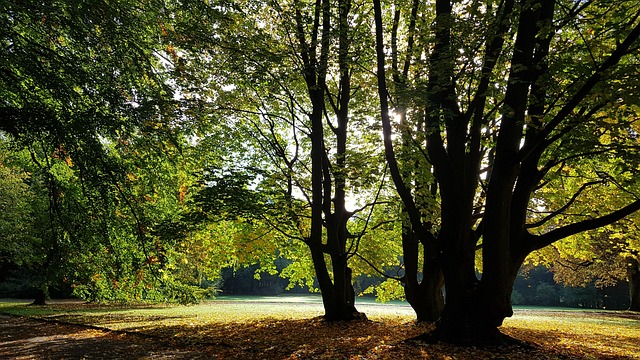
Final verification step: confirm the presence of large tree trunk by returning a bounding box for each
[627,256,640,312]
[308,209,363,321]
[326,258,361,321]
[426,221,483,342]
[475,255,524,330]
[432,261,522,344]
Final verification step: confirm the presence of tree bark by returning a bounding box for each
[402,230,444,322]
[627,256,640,312]
[31,285,48,306]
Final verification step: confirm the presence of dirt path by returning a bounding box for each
[0,315,204,359]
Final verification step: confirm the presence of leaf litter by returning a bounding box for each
[1,301,638,359]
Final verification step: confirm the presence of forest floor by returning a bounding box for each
[0,298,639,359]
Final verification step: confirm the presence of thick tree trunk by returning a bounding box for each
[309,226,363,321]
[422,223,476,340]
[433,267,481,343]
[317,273,362,321]
[432,268,520,344]
[430,230,523,345]
[475,260,522,329]
[323,262,362,321]
[627,256,640,312]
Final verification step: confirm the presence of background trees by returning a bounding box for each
[539,221,640,311]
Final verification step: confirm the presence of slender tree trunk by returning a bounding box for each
[31,284,48,306]
[308,242,336,317]
[402,229,444,322]
[627,256,640,312]
[309,214,362,321]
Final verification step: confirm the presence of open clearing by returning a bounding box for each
[1,296,638,359]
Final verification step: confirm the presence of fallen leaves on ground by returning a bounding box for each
[1,302,638,359]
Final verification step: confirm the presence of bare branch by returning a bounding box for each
[352,253,403,281]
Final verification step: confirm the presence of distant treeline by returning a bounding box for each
[218,263,630,310]
[1,260,628,310]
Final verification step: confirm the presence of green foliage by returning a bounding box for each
[2,0,639,327]
[362,278,405,303]
[534,283,560,306]
[0,141,36,267]
[511,290,524,306]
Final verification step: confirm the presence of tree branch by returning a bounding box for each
[521,15,640,161]
[526,179,606,229]
[530,199,640,251]
[352,253,403,281]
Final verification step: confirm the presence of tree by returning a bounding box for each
[526,143,640,311]
[373,0,640,342]
[172,0,400,320]
[375,0,447,322]
[0,0,220,304]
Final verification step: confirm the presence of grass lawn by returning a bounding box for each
[1,296,638,359]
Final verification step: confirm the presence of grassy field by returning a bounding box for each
[1,296,638,359]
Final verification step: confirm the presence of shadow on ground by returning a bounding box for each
[0,315,203,359]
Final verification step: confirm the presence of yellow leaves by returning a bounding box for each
[178,183,188,203]
[599,132,612,145]
[361,279,405,303]
[51,144,73,168]
[159,21,168,37]
[504,310,640,359]
[115,209,127,219]
[63,155,73,167]
[166,44,178,62]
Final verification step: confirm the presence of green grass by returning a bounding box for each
[0,295,416,327]
[0,296,632,325]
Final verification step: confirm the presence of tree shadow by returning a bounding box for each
[0,315,201,359]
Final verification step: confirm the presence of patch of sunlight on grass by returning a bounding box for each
[0,296,418,331]
[504,310,640,359]
[4,297,637,358]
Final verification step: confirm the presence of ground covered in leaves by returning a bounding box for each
[1,299,638,359]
